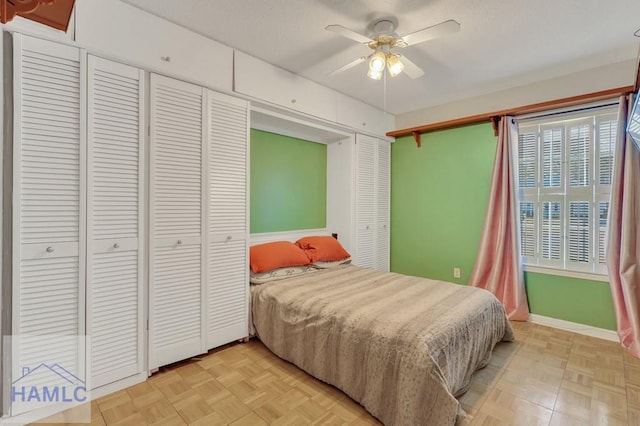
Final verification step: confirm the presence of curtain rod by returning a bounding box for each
[387,85,635,147]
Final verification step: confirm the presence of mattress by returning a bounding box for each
[251,264,513,425]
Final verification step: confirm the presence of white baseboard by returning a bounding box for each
[529,314,619,342]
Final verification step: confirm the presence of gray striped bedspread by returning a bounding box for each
[250,264,514,425]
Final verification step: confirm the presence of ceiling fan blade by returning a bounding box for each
[399,55,424,79]
[325,24,373,44]
[400,19,460,47]
[328,56,368,77]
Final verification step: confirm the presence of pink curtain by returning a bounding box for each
[469,116,529,321]
[608,95,640,357]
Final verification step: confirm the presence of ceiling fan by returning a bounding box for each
[326,18,460,80]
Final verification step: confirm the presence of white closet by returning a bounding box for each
[327,134,390,271]
[149,74,249,369]
[353,135,390,271]
[355,136,376,268]
[11,34,147,405]
[149,74,204,368]
[11,35,85,414]
[8,31,250,420]
[86,55,145,388]
[205,92,249,349]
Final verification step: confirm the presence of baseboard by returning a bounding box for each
[529,314,619,342]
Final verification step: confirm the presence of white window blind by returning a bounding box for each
[516,105,617,275]
[597,200,609,266]
[519,201,535,259]
[542,126,563,190]
[518,131,536,189]
[568,121,591,188]
[540,200,562,264]
[568,200,590,264]
[597,114,617,187]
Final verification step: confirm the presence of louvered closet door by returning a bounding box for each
[205,90,249,349]
[149,74,204,369]
[12,35,85,415]
[87,56,144,388]
[375,140,390,272]
[354,134,376,268]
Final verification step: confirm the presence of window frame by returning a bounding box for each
[515,104,617,279]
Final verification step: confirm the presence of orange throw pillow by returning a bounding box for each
[296,236,351,263]
[250,241,311,273]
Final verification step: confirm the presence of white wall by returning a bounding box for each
[396,59,637,129]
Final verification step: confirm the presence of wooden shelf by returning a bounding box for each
[387,85,635,146]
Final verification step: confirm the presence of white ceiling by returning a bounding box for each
[122,0,640,116]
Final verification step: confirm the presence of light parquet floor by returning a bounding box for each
[35,321,639,425]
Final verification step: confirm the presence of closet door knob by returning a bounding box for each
[226,236,232,242]
[113,243,120,249]
[46,246,54,253]
[177,240,182,245]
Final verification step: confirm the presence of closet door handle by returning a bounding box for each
[177,240,182,245]
[46,246,54,253]
[113,243,120,249]
[225,236,232,242]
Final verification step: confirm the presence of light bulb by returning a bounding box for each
[369,52,386,72]
[386,55,405,77]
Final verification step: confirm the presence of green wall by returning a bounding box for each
[525,272,616,329]
[250,129,326,233]
[390,123,616,330]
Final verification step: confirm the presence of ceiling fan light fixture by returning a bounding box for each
[327,16,455,80]
[386,54,404,77]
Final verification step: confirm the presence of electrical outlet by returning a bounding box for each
[453,267,461,279]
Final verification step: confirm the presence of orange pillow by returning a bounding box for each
[296,236,351,263]
[250,241,311,273]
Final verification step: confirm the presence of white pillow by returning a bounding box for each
[312,258,352,269]
[250,265,318,284]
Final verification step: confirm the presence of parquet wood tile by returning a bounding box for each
[549,411,587,426]
[627,384,640,409]
[554,387,591,421]
[625,363,640,387]
[229,412,268,426]
[628,407,640,425]
[33,323,638,425]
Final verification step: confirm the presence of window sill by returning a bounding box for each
[523,265,609,283]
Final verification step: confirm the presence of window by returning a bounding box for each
[516,105,617,275]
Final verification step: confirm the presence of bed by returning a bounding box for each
[251,263,513,425]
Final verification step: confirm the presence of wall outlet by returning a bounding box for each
[453,267,461,279]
